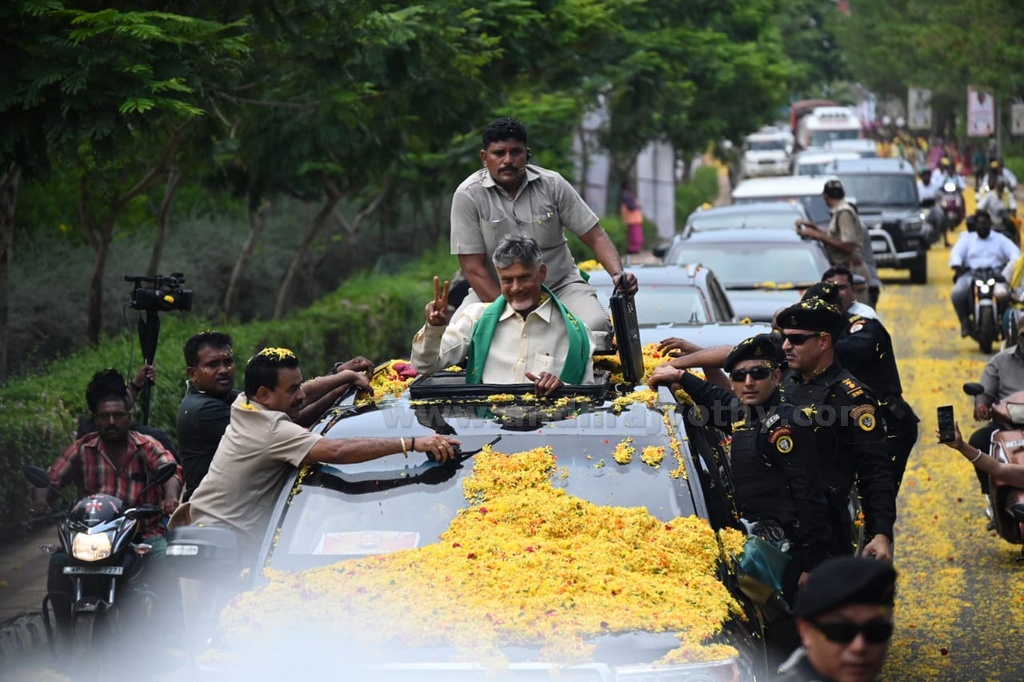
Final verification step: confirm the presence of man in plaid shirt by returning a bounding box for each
[32,369,182,618]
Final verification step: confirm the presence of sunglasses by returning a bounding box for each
[782,332,824,346]
[808,618,893,644]
[728,366,774,382]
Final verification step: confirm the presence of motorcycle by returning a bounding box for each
[963,383,1024,560]
[25,462,176,667]
[964,266,1008,354]
[936,181,965,246]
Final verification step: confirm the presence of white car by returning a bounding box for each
[739,131,793,178]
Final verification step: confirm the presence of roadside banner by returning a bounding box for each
[1012,102,1024,136]
[908,87,932,130]
[967,86,996,137]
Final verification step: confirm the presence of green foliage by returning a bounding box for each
[676,165,721,226]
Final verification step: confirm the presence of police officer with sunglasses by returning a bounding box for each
[649,334,832,601]
[776,298,896,563]
[775,556,897,682]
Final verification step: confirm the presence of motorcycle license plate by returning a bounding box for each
[63,566,124,576]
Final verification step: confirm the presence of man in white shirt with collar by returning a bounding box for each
[949,210,1021,337]
[412,234,596,396]
[449,117,637,351]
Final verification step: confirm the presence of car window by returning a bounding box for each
[268,431,697,573]
[672,243,824,286]
[838,173,917,206]
[796,196,832,225]
[594,284,710,324]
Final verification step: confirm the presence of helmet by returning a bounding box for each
[69,494,123,530]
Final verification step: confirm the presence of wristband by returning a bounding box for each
[411,437,416,452]
[968,448,984,464]
[611,270,624,279]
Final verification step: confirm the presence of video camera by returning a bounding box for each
[125,273,193,313]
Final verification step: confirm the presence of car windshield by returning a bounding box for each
[838,173,918,207]
[673,243,823,287]
[268,428,696,573]
[593,284,710,324]
[747,139,787,151]
[689,210,800,232]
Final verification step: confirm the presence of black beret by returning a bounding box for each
[724,333,782,372]
[801,281,842,308]
[777,297,844,336]
[794,556,897,617]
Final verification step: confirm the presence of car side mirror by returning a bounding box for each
[652,243,669,260]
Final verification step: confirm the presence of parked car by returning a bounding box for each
[662,228,832,322]
[587,263,772,346]
[679,201,808,238]
[827,157,933,284]
[167,354,770,681]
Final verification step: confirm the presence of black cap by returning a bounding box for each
[778,297,844,335]
[801,281,842,308]
[724,333,782,372]
[794,556,897,617]
[823,179,845,199]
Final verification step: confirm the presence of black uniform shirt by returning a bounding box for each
[680,374,831,570]
[781,362,896,541]
[177,385,239,498]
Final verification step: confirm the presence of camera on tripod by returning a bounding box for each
[125,273,193,312]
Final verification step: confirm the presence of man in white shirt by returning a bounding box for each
[412,234,595,396]
[933,157,966,191]
[949,211,1021,337]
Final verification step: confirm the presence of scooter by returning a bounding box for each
[962,383,1024,560]
[25,462,176,667]
[965,267,1008,354]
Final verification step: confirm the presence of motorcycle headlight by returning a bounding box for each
[979,284,991,295]
[987,278,997,286]
[71,531,113,562]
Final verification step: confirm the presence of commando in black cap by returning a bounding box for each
[794,556,897,618]
[724,333,783,372]
[777,297,844,336]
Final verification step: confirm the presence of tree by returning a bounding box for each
[0,2,249,346]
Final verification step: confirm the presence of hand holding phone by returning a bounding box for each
[937,405,956,443]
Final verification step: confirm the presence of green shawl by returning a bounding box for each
[465,286,590,385]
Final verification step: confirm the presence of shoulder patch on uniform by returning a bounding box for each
[769,425,792,444]
[774,432,794,454]
[849,322,864,334]
[764,413,781,429]
[851,403,877,431]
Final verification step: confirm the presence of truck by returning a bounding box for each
[795,106,863,152]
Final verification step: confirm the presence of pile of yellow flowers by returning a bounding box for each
[355,359,419,407]
[220,446,746,667]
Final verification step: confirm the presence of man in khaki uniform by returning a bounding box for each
[795,179,871,304]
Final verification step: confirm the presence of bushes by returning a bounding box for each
[676,164,721,227]
[0,241,459,541]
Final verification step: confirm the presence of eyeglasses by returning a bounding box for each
[782,332,824,346]
[808,618,893,644]
[728,366,774,382]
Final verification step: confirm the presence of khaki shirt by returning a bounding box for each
[450,165,599,290]
[175,393,321,554]
[411,296,596,384]
[826,201,866,267]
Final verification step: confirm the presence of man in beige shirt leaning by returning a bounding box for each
[412,234,596,396]
[170,347,461,559]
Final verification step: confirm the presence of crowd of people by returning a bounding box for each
[30,116,1024,681]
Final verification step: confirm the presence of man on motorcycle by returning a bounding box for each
[966,316,1024,495]
[949,210,1020,338]
[30,369,183,620]
[933,156,966,191]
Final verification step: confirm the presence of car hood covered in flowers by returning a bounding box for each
[200,368,765,681]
